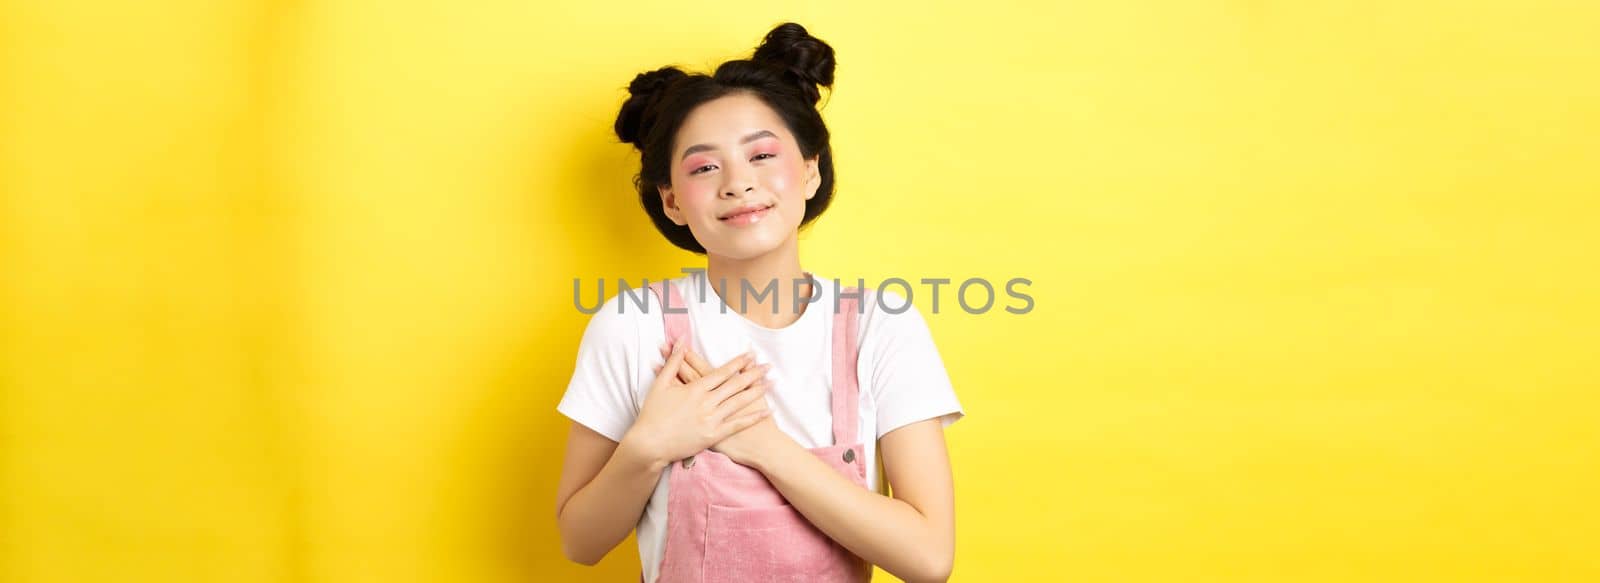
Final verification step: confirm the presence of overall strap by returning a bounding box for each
[648,281,692,347]
[830,288,863,445]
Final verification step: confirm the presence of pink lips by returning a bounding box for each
[718,204,774,226]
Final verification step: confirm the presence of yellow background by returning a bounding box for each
[2,1,1597,581]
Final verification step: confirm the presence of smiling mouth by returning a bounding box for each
[718,204,775,226]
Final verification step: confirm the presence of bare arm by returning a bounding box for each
[737,419,957,583]
[553,422,664,565]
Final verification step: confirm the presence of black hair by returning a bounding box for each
[613,22,837,254]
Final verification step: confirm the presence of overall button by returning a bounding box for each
[681,456,696,469]
[842,449,856,463]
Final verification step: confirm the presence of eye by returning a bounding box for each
[752,153,776,161]
[689,164,717,175]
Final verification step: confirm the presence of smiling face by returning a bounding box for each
[658,92,821,260]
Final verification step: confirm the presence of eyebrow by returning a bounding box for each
[679,130,779,162]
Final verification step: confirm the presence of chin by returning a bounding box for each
[703,228,789,259]
[706,241,782,260]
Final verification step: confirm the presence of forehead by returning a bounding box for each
[674,93,793,148]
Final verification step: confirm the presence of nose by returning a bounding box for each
[719,159,756,199]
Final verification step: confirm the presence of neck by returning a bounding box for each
[704,234,813,329]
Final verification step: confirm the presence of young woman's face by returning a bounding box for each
[659,92,820,259]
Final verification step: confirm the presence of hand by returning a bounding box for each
[709,399,786,468]
[658,342,786,468]
[620,339,772,468]
[657,341,774,433]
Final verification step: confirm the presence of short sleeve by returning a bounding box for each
[859,289,965,438]
[556,294,647,442]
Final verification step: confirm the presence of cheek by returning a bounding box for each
[762,161,802,193]
[673,181,719,214]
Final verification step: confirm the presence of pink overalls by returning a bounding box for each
[643,280,873,583]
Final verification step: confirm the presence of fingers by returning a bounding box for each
[683,350,714,382]
[707,362,770,404]
[714,379,769,417]
[718,406,772,438]
[653,342,762,393]
[658,341,712,384]
[685,351,756,392]
[652,338,687,386]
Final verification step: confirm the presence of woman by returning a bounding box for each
[554,22,965,583]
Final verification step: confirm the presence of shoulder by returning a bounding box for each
[858,285,935,344]
[575,282,672,346]
[848,281,963,434]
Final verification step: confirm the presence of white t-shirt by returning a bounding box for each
[556,270,964,583]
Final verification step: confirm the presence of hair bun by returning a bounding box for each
[614,66,688,147]
[751,22,835,105]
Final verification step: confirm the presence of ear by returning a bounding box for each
[658,183,687,226]
[803,157,821,201]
